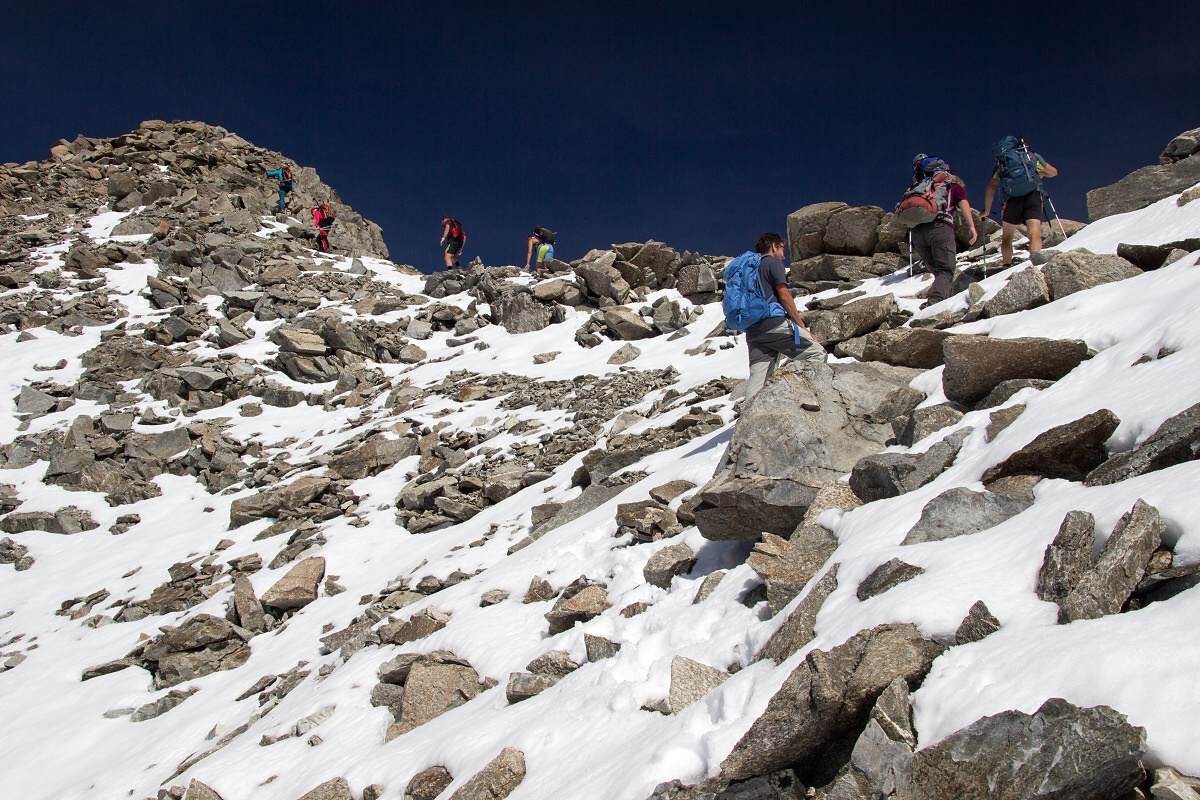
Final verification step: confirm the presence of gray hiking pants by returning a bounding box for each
[745,317,825,402]
[911,222,957,304]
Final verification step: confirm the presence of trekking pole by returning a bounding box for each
[1041,190,1068,243]
[907,229,913,278]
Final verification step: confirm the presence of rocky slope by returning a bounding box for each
[1,122,1200,800]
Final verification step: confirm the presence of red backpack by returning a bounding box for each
[896,157,956,227]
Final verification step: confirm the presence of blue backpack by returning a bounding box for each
[993,136,1041,199]
[722,252,786,331]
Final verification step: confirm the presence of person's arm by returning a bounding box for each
[958,199,978,244]
[982,175,999,217]
[441,223,449,245]
[773,284,812,334]
[1038,159,1058,178]
[525,236,535,269]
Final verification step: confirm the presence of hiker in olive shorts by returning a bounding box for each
[743,232,825,402]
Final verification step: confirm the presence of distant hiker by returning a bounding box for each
[525,226,556,273]
[312,203,334,253]
[723,232,824,403]
[441,216,465,270]
[265,166,294,212]
[982,136,1058,267]
[897,154,977,308]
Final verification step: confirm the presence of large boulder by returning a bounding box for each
[787,202,849,260]
[901,487,1033,545]
[386,652,481,740]
[823,206,886,256]
[983,266,1051,318]
[602,306,656,340]
[1040,251,1141,300]
[1086,401,1200,485]
[804,293,898,346]
[861,328,950,369]
[1060,500,1163,622]
[493,292,553,334]
[942,335,1089,405]
[720,623,944,780]
[695,361,923,541]
[260,557,325,610]
[903,698,1146,800]
[982,409,1120,484]
[1160,126,1200,164]
[447,747,526,800]
[1086,152,1200,221]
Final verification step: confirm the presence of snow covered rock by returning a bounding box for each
[696,361,923,541]
[446,747,525,800]
[1040,250,1142,300]
[1061,500,1164,622]
[941,335,1089,406]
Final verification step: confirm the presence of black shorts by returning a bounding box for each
[1002,192,1043,225]
[445,238,463,256]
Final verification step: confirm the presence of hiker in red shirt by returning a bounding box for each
[312,204,334,253]
[441,217,465,270]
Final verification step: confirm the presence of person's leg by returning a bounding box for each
[279,189,286,212]
[926,225,958,304]
[1000,223,1017,265]
[1024,191,1046,253]
[910,224,935,274]
[745,318,824,402]
[444,245,453,269]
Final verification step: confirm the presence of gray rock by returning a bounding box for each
[860,328,950,369]
[669,656,728,713]
[754,565,839,665]
[857,558,925,601]
[1037,510,1096,606]
[602,306,657,340]
[986,403,1025,441]
[272,328,328,356]
[1086,154,1200,221]
[608,343,642,364]
[695,361,923,541]
[183,779,226,800]
[983,266,1051,318]
[903,698,1146,800]
[1041,251,1142,300]
[379,606,451,645]
[1117,242,1178,271]
[107,172,138,199]
[954,600,1001,644]
[1151,768,1200,800]
[386,651,481,740]
[804,293,897,346]
[1086,401,1200,486]
[1061,500,1164,622]
[370,682,406,718]
[545,583,610,635]
[447,747,525,800]
[525,649,580,677]
[584,633,621,661]
[576,253,625,300]
[260,557,325,610]
[294,777,353,800]
[644,543,697,589]
[982,409,1120,484]
[675,263,718,298]
[849,431,966,502]
[1160,126,1200,164]
[406,766,454,800]
[894,402,967,447]
[494,292,552,334]
[233,574,266,632]
[942,335,1089,405]
[124,427,192,461]
[721,623,944,780]
[787,202,849,260]
[1,506,99,535]
[975,378,1055,410]
[15,386,56,415]
[506,672,560,703]
[747,524,838,616]
[823,206,885,256]
[902,487,1033,545]
[329,436,417,480]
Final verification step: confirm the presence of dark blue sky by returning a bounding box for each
[5,2,1196,272]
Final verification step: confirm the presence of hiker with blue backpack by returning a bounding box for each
[896,155,977,308]
[982,136,1058,268]
[723,232,824,403]
[265,165,294,213]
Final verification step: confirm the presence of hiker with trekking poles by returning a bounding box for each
[982,136,1059,268]
[895,155,977,308]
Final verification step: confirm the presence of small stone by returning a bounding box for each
[955,600,1001,644]
[669,656,728,713]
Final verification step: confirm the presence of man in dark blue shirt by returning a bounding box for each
[743,232,825,401]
